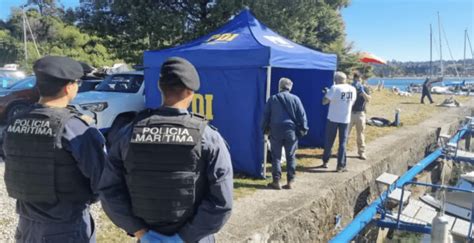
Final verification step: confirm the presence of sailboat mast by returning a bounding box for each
[430,24,433,77]
[464,29,467,76]
[438,12,443,76]
[22,11,28,65]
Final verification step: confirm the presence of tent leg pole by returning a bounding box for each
[263,66,272,179]
[266,66,272,101]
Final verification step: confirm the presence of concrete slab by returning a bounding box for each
[401,202,421,218]
[375,172,399,186]
[414,207,438,224]
[451,218,473,238]
[445,215,457,231]
[388,188,411,204]
[387,213,426,225]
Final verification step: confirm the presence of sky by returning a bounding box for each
[342,0,474,62]
[0,0,78,18]
[1,0,473,62]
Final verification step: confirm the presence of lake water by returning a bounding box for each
[367,78,474,91]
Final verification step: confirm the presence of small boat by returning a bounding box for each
[408,83,423,93]
[420,192,472,221]
[431,86,452,94]
[461,171,474,183]
[331,122,474,242]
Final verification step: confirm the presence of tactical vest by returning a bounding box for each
[3,106,94,204]
[124,110,208,234]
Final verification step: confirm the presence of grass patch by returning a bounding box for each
[95,208,132,242]
[234,89,471,198]
[95,89,470,240]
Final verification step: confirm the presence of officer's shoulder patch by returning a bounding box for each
[208,124,218,131]
[190,112,207,120]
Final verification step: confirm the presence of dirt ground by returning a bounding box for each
[217,94,473,242]
[234,89,471,198]
[0,89,470,242]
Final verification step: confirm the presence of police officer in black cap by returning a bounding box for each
[2,56,108,242]
[99,57,233,242]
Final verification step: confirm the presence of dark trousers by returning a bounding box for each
[322,120,349,168]
[421,88,433,103]
[269,131,298,181]
[15,212,95,243]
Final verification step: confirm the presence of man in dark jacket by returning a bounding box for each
[2,56,107,242]
[421,77,443,104]
[262,78,308,190]
[99,57,233,243]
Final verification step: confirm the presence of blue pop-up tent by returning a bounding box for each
[144,9,337,178]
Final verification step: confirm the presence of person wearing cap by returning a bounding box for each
[262,77,308,190]
[421,76,443,104]
[2,56,107,242]
[99,56,233,242]
[322,71,356,172]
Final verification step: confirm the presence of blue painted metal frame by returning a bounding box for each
[376,217,432,234]
[396,181,473,241]
[330,125,468,243]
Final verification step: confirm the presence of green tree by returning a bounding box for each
[0,6,117,71]
[26,0,57,16]
[77,0,352,65]
[0,29,22,66]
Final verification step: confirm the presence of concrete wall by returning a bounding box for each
[217,104,473,243]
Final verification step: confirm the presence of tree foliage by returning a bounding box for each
[0,7,117,71]
[77,0,356,71]
[1,0,365,76]
[373,59,474,77]
[27,0,57,15]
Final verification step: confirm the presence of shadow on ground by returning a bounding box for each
[400,101,421,105]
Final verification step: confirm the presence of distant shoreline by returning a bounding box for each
[371,77,474,80]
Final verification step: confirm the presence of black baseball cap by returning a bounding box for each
[33,56,84,83]
[159,57,200,91]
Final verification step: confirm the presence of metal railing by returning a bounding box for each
[396,181,474,241]
[330,124,468,242]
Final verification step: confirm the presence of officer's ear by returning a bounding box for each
[64,81,76,96]
[183,89,194,101]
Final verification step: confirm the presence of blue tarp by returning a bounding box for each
[144,9,337,178]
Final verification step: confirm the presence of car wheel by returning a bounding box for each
[106,115,134,147]
[6,103,29,122]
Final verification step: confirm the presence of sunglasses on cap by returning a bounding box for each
[72,79,83,86]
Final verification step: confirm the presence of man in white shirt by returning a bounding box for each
[322,71,356,172]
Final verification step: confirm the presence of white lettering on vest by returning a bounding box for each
[7,119,53,136]
[132,126,195,144]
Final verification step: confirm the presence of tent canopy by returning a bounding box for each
[143,9,337,178]
[144,9,337,70]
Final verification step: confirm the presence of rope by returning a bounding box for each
[432,34,440,60]
[22,9,41,58]
[467,31,474,59]
[440,20,460,78]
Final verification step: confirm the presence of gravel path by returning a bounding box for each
[0,162,18,240]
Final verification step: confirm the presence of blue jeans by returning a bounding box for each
[269,131,298,181]
[322,120,349,168]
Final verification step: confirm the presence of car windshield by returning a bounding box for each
[95,74,143,93]
[0,76,19,89]
[0,70,26,80]
[9,76,36,90]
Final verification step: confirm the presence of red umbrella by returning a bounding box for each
[359,52,386,65]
